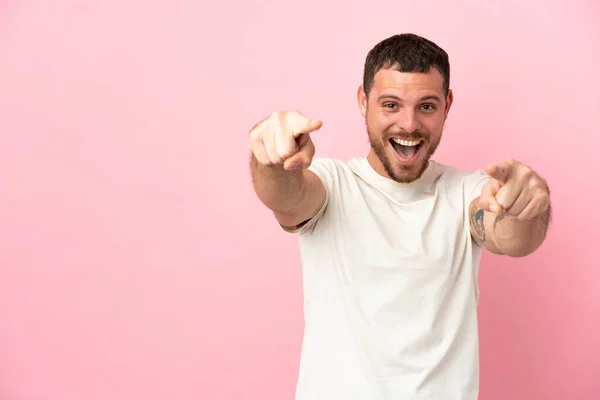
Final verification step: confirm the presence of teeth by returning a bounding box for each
[391,138,421,146]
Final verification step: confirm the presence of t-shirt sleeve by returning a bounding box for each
[280,157,336,235]
[461,169,491,248]
[463,169,491,211]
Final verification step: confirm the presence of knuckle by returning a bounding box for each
[253,152,267,165]
[521,169,533,180]
[268,153,282,164]
[538,192,549,203]
[269,146,282,161]
[278,148,294,160]
[529,178,544,190]
[516,213,529,221]
[249,118,265,135]
[270,111,285,127]
[248,126,262,141]
[249,136,263,148]
[507,206,519,216]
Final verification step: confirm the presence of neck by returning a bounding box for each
[367,149,389,179]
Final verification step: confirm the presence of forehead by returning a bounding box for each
[371,67,445,97]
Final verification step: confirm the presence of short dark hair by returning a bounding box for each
[362,33,450,98]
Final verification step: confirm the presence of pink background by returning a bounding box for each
[0,1,598,399]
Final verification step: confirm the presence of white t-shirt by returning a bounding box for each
[286,157,490,400]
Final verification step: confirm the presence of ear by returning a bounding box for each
[357,85,367,117]
[444,88,454,117]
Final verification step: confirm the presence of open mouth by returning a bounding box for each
[389,138,424,160]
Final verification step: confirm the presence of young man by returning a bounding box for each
[248,33,551,400]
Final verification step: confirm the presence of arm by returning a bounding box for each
[469,197,551,257]
[250,154,326,229]
[469,160,552,257]
[248,110,327,230]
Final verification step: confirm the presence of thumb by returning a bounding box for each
[478,179,504,216]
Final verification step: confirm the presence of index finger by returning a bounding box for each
[485,162,512,183]
[291,119,323,138]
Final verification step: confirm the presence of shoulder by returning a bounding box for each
[433,161,489,190]
[281,158,355,236]
[432,160,483,180]
[309,157,354,173]
[430,161,490,213]
[307,157,361,187]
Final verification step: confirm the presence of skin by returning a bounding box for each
[470,160,551,256]
[357,67,453,184]
[248,111,326,229]
[249,67,551,255]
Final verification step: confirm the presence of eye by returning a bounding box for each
[383,103,397,110]
[420,104,436,111]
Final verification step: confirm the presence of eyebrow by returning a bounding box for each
[377,94,443,103]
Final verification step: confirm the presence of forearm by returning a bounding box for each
[490,205,551,257]
[249,154,308,214]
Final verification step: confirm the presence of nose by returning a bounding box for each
[395,108,421,133]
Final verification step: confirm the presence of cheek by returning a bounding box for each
[423,115,444,134]
[367,113,384,130]
[372,112,396,130]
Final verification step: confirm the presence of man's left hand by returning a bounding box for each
[478,159,550,221]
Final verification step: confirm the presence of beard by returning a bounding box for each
[367,123,443,184]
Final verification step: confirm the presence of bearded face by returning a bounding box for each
[359,67,452,183]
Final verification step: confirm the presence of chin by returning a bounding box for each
[383,147,430,183]
[387,162,428,183]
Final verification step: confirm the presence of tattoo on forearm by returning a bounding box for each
[470,204,486,243]
[493,211,509,232]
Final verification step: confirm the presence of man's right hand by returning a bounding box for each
[249,110,323,171]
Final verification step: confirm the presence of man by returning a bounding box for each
[248,33,551,400]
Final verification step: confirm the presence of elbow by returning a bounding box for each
[495,236,545,258]
[501,246,537,258]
